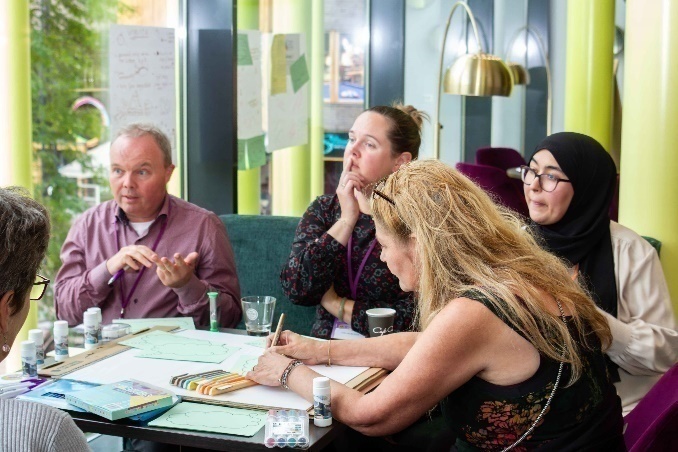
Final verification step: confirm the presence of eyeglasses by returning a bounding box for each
[520,166,571,192]
[367,179,396,206]
[30,274,50,301]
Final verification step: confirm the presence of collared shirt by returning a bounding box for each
[55,195,241,327]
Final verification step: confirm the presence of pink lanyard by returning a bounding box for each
[346,235,377,300]
[114,203,171,318]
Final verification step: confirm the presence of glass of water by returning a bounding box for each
[241,296,276,336]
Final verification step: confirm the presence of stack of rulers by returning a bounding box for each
[170,370,257,396]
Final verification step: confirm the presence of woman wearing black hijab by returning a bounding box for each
[522,131,677,415]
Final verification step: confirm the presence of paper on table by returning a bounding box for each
[229,355,259,375]
[113,317,196,333]
[149,402,266,436]
[120,330,240,364]
[64,330,369,411]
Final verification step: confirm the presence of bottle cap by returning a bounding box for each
[207,291,218,299]
[53,320,68,335]
[21,340,36,355]
[313,376,330,389]
[87,307,102,322]
[28,329,43,346]
[83,311,98,325]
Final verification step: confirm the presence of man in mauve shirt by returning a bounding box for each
[54,123,241,328]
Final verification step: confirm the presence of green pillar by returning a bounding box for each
[564,0,615,151]
[270,0,312,217]
[309,0,324,198]
[2,0,36,370]
[236,0,261,214]
[620,0,678,313]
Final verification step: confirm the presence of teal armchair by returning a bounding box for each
[220,214,316,335]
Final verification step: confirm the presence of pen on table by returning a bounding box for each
[270,313,285,348]
[107,265,130,286]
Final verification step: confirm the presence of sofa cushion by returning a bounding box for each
[220,214,316,335]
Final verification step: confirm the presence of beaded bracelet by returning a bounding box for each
[279,359,304,390]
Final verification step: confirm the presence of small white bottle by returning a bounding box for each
[21,340,37,377]
[53,320,69,361]
[87,307,103,340]
[313,377,332,427]
[83,311,99,350]
[28,329,45,367]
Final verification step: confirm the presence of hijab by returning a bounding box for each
[528,132,618,318]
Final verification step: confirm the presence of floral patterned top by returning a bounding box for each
[443,291,624,451]
[280,195,416,339]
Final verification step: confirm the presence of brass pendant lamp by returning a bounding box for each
[433,1,514,160]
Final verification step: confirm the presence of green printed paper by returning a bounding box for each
[270,34,287,95]
[237,33,253,66]
[237,134,267,171]
[113,317,195,334]
[229,355,259,375]
[121,330,239,364]
[290,54,309,93]
[149,402,266,436]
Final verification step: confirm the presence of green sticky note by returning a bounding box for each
[290,54,309,93]
[149,402,267,437]
[270,34,287,95]
[238,135,266,171]
[237,33,253,66]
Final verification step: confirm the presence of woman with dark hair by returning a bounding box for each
[0,187,90,451]
[522,132,678,414]
[281,104,427,339]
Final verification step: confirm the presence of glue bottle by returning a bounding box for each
[208,291,219,332]
[87,307,103,340]
[21,340,37,377]
[53,320,69,361]
[27,329,45,367]
[313,377,332,427]
[83,311,99,350]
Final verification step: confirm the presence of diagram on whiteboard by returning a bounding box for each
[120,330,239,364]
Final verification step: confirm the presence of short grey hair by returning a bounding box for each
[114,123,173,167]
[0,187,50,315]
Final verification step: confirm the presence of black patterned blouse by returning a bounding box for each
[443,291,624,451]
[280,194,416,339]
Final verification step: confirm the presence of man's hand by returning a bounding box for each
[106,245,157,274]
[153,252,199,288]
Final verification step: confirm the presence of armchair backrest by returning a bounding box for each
[623,363,678,451]
[220,214,316,335]
[456,162,529,217]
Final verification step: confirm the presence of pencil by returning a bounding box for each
[270,313,285,348]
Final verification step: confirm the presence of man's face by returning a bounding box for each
[109,134,174,222]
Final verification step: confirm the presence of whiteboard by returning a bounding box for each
[109,25,176,163]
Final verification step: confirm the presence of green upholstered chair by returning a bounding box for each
[642,236,662,257]
[220,214,317,335]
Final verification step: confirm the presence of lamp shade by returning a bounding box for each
[443,53,513,97]
[507,62,530,86]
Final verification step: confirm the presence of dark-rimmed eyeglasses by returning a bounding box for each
[30,274,50,301]
[520,166,571,192]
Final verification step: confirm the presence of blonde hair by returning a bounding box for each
[371,160,612,384]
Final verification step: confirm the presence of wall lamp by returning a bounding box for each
[504,25,552,135]
[433,1,514,160]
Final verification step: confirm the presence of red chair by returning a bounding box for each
[456,162,529,217]
[475,146,526,170]
[623,363,678,451]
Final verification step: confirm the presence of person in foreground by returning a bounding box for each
[281,105,425,339]
[251,160,625,450]
[523,131,678,415]
[0,187,90,451]
[54,123,241,327]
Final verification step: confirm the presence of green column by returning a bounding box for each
[3,0,36,370]
[620,0,678,313]
[309,0,324,198]
[270,0,313,216]
[564,0,615,151]
[236,0,261,214]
